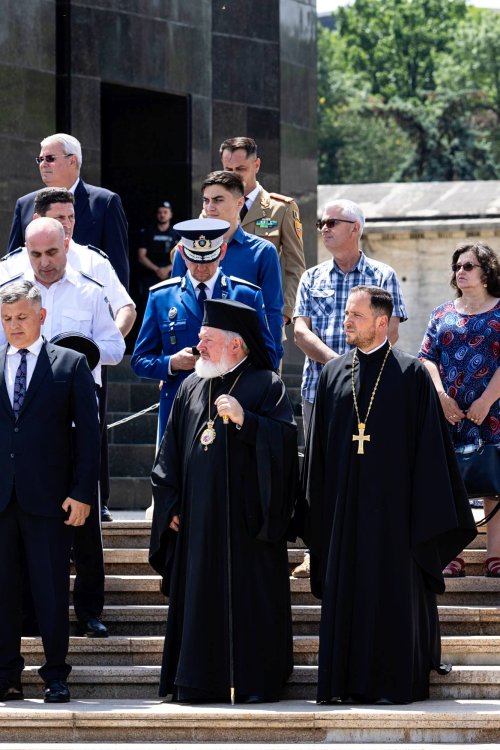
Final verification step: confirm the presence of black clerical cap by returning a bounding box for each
[173,218,230,263]
[50,332,100,371]
[202,299,273,370]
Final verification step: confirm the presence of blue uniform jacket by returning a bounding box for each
[172,226,284,362]
[131,270,279,439]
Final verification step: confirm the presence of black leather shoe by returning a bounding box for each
[101,505,113,522]
[0,680,23,702]
[44,680,70,703]
[77,617,108,638]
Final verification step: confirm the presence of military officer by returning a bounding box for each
[219,136,305,324]
[131,218,279,439]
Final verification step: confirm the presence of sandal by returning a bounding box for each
[485,557,500,577]
[443,557,465,577]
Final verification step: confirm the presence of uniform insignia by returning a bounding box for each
[293,209,301,220]
[150,276,182,291]
[0,272,23,287]
[0,247,23,261]
[294,220,303,240]
[79,271,104,287]
[255,219,278,229]
[269,192,293,204]
[168,307,178,320]
[228,275,259,290]
[88,244,109,259]
[193,236,211,250]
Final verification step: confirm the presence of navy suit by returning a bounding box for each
[131,271,278,439]
[7,179,129,288]
[0,342,100,685]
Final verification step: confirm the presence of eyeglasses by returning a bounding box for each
[35,154,73,165]
[316,218,356,231]
[451,262,481,273]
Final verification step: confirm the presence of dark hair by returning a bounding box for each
[350,285,394,318]
[34,187,74,216]
[219,137,258,158]
[201,170,245,197]
[450,241,500,297]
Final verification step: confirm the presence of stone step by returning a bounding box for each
[13,665,500,701]
[102,520,151,548]
[64,604,500,639]
[108,445,156,477]
[1,746,496,750]
[3,699,500,744]
[21,635,500,668]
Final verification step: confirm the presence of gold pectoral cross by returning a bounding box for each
[352,422,370,454]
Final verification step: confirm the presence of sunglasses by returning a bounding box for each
[316,218,356,231]
[451,262,481,273]
[35,154,73,165]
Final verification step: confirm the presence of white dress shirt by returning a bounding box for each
[0,265,125,385]
[187,269,218,300]
[5,335,44,407]
[0,241,133,316]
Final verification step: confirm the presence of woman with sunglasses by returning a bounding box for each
[419,241,500,577]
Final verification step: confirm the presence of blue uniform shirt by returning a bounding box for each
[172,226,284,362]
[131,269,279,439]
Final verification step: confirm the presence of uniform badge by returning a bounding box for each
[255,219,278,229]
[294,220,303,240]
[293,209,301,220]
[168,307,178,320]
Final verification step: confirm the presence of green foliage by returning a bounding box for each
[318,0,500,183]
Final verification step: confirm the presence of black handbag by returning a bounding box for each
[456,443,500,499]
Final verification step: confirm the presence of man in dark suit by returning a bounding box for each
[0,279,100,703]
[6,133,129,288]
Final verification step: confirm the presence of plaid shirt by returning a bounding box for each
[293,252,408,402]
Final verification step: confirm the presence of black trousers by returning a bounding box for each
[0,497,73,684]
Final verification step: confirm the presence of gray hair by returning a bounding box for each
[222,329,249,355]
[324,199,365,234]
[40,133,82,168]
[0,280,42,307]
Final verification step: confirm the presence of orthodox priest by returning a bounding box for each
[150,299,298,703]
[302,285,476,705]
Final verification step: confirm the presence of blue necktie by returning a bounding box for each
[197,282,207,312]
[13,348,28,418]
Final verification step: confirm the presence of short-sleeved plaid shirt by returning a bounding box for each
[293,252,408,402]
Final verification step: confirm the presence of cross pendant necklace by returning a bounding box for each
[199,367,247,451]
[351,343,392,455]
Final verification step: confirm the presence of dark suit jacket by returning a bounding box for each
[7,179,129,288]
[0,341,100,517]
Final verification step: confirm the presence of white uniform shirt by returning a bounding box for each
[0,265,125,385]
[0,240,133,316]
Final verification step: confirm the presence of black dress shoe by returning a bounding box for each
[77,616,108,638]
[0,680,23,702]
[101,505,113,522]
[44,680,70,703]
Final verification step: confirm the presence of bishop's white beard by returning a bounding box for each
[195,350,233,379]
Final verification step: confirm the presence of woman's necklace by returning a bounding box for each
[457,294,496,315]
[200,368,247,450]
[351,343,392,455]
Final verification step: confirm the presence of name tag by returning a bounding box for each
[255,219,278,229]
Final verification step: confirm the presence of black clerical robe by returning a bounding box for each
[149,361,298,701]
[302,343,476,704]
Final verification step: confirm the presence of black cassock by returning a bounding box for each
[150,360,298,700]
[301,343,476,704]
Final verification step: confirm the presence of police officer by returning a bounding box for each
[0,217,125,639]
[131,218,279,439]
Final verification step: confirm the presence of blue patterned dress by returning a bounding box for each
[419,299,500,448]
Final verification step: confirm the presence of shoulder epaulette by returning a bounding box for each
[150,276,182,291]
[269,192,294,204]
[228,275,259,291]
[79,271,104,287]
[0,272,23,287]
[1,247,24,262]
[87,244,109,260]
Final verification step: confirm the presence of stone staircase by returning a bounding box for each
[1,519,500,744]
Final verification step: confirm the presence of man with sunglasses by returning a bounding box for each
[291,199,407,578]
[6,133,129,289]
